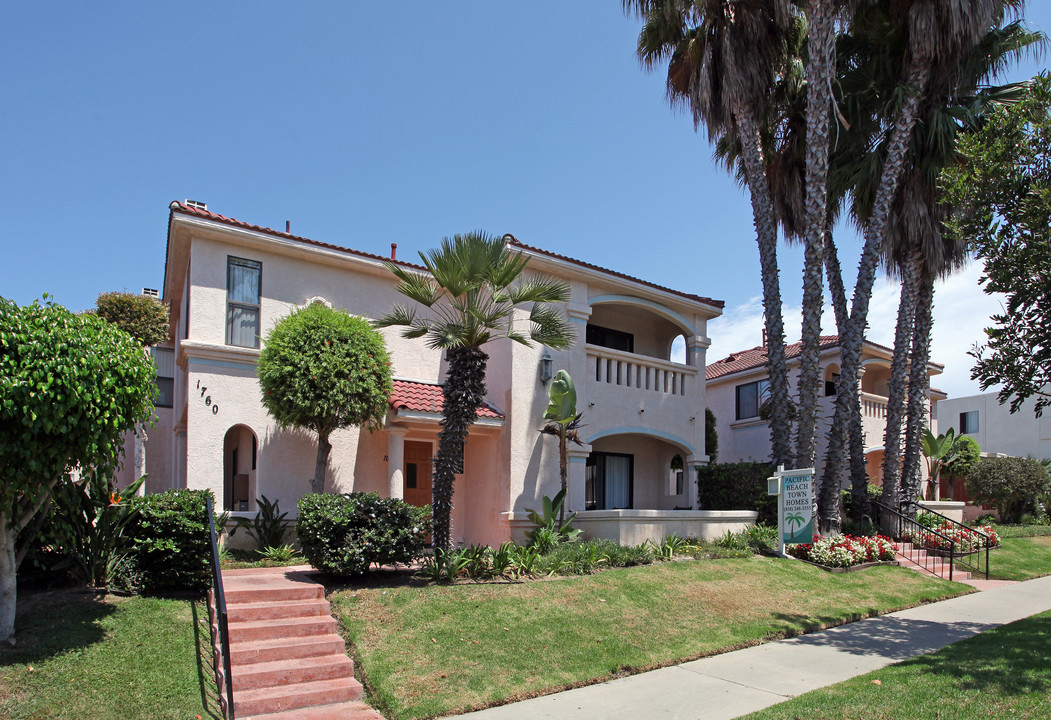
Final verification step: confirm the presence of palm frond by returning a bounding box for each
[372,304,417,329]
[529,304,575,350]
[506,276,571,305]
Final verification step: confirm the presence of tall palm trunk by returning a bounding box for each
[819,63,930,533]
[901,276,935,505]
[880,247,923,511]
[433,346,489,553]
[824,228,868,524]
[795,0,835,470]
[732,100,793,466]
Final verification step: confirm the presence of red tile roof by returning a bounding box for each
[390,379,503,419]
[168,201,428,272]
[506,236,725,310]
[168,202,724,311]
[706,334,945,380]
[706,336,841,379]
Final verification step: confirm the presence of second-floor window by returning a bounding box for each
[959,410,979,434]
[736,379,770,420]
[151,346,175,408]
[227,256,261,348]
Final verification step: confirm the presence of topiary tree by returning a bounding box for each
[258,302,393,493]
[965,456,1051,523]
[94,291,171,486]
[94,291,170,347]
[1,296,156,641]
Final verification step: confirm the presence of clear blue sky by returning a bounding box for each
[2,3,1048,396]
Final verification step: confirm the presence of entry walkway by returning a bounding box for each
[447,575,1051,720]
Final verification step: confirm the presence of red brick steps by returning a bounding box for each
[895,542,972,581]
[211,565,382,719]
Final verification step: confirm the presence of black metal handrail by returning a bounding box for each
[869,500,957,582]
[904,500,991,580]
[206,496,235,719]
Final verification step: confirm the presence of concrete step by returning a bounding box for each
[895,552,971,581]
[230,634,348,665]
[232,653,354,691]
[229,615,338,643]
[227,598,332,623]
[234,677,364,717]
[224,579,324,604]
[242,700,385,720]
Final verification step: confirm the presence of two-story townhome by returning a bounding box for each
[122,201,757,547]
[705,336,946,486]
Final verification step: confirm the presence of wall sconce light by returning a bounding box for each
[540,352,553,384]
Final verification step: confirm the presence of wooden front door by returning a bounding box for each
[403,441,433,509]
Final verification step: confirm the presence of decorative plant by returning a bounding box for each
[921,428,959,501]
[540,370,583,524]
[525,488,582,549]
[49,472,147,588]
[230,495,289,552]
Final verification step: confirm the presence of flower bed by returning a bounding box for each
[787,535,897,568]
[904,522,1000,555]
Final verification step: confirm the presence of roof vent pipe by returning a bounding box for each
[286,220,291,233]
[391,243,397,260]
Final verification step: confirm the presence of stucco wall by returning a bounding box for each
[937,391,1051,460]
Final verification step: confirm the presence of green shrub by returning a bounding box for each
[126,489,214,594]
[966,456,1051,523]
[696,462,777,524]
[296,492,430,577]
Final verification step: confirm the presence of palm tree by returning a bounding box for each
[819,0,1007,532]
[626,0,796,466]
[879,16,1042,512]
[375,233,573,553]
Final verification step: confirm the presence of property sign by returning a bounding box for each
[768,466,815,555]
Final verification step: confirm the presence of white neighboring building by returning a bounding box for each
[937,391,1051,460]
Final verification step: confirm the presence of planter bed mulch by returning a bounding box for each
[791,557,901,573]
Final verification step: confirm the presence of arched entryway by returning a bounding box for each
[223,424,257,511]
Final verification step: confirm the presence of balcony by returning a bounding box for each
[587,345,697,397]
[861,392,888,420]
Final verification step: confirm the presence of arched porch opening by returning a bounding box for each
[585,431,693,511]
[223,424,257,511]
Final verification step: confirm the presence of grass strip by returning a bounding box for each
[330,555,966,720]
[986,536,1051,581]
[0,591,214,720]
[742,609,1051,720]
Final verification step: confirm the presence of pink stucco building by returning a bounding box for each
[124,201,757,546]
[705,336,945,486]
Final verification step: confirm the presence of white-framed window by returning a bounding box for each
[736,379,770,420]
[959,410,979,434]
[226,256,262,348]
[151,346,175,408]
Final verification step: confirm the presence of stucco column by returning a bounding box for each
[686,455,706,510]
[566,444,592,513]
[686,335,711,368]
[386,427,408,500]
[566,304,592,389]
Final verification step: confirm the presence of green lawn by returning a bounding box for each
[331,556,967,720]
[987,536,1051,581]
[742,609,1051,720]
[0,591,215,720]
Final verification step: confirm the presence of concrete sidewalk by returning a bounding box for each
[447,575,1051,720]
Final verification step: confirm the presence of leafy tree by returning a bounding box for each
[94,291,170,347]
[258,302,393,494]
[376,232,573,553]
[965,455,1051,522]
[943,73,1051,416]
[0,297,156,641]
[944,435,981,479]
[94,290,171,485]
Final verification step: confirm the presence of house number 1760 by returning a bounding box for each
[196,379,220,415]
